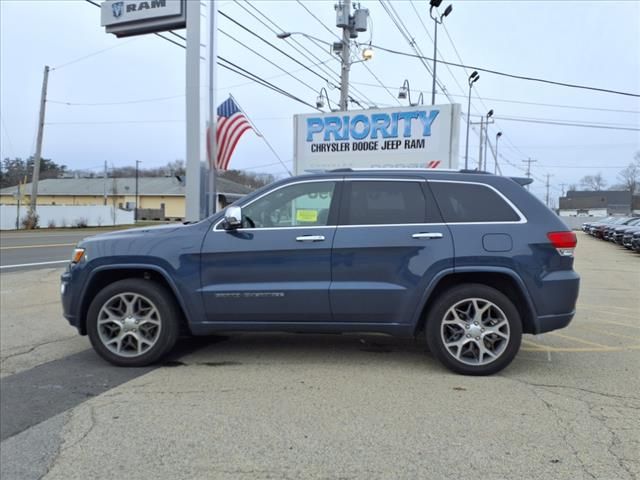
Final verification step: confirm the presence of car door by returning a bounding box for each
[330,177,453,325]
[200,178,342,324]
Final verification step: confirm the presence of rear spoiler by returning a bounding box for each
[510,177,533,187]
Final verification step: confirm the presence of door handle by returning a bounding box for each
[296,235,325,242]
[412,232,443,239]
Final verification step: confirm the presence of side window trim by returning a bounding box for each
[428,179,527,224]
[213,178,343,231]
[338,179,429,227]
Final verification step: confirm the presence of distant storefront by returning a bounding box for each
[0,177,253,220]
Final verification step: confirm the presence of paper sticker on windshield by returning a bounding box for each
[296,209,318,223]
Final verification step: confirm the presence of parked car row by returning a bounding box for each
[582,216,640,252]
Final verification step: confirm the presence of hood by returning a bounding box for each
[79,222,191,244]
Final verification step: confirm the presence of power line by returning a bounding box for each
[51,38,138,71]
[236,0,376,108]
[368,43,640,98]
[295,0,400,105]
[351,81,640,114]
[218,10,333,87]
[48,95,185,106]
[84,0,322,113]
[219,28,319,94]
[218,57,322,111]
[492,116,640,132]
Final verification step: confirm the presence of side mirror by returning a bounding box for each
[223,206,242,230]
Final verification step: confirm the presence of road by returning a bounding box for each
[0,233,638,480]
[0,229,121,271]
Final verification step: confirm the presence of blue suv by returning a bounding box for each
[61,169,580,375]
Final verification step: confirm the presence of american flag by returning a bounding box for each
[214,96,253,171]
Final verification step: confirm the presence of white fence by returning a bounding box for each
[0,205,134,230]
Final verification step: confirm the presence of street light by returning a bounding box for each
[316,87,336,111]
[398,79,424,106]
[494,131,503,174]
[464,71,480,170]
[429,0,453,105]
[482,109,494,170]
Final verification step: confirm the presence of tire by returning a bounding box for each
[87,279,180,367]
[425,284,522,376]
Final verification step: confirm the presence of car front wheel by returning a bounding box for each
[426,284,522,375]
[87,279,180,367]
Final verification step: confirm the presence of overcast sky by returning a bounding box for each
[1,0,639,202]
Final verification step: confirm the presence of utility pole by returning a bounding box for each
[15,182,21,229]
[135,160,141,222]
[478,117,484,170]
[545,173,552,207]
[559,183,567,197]
[429,1,453,106]
[30,65,50,214]
[338,0,351,111]
[494,131,502,174]
[103,160,108,206]
[522,158,537,190]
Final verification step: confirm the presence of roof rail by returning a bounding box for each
[327,167,493,174]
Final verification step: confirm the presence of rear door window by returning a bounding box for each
[342,181,427,225]
[430,181,521,223]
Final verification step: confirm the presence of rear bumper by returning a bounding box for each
[529,269,579,334]
[534,311,575,334]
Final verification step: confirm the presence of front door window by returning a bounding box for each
[241,181,336,228]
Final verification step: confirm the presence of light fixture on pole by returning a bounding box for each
[494,131,503,174]
[316,87,336,111]
[398,79,424,106]
[429,0,453,106]
[464,71,480,170]
[482,109,494,170]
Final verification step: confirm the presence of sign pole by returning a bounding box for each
[185,0,202,221]
[208,1,218,214]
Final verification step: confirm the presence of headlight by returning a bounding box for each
[71,248,85,264]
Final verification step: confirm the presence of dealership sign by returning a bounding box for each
[101,0,186,37]
[293,104,460,174]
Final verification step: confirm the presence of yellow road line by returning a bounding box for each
[579,327,640,342]
[0,243,75,250]
[548,332,611,348]
[521,339,640,352]
[522,346,626,353]
[600,320,640,330]
[579,303,639,313]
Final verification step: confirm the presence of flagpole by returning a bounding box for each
[229,93,292,176]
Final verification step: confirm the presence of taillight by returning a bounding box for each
[547,231,577,257]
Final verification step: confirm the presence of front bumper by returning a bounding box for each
[61,269,85,334]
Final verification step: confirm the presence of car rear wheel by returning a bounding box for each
[87,279,180,367]
[426,284,522,375]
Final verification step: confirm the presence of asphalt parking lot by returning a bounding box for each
[0,232,638,480]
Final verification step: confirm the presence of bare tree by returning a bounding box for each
[580,172,607,191]
[616,153,640,194]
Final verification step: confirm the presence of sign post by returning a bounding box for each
[101,0,214,221]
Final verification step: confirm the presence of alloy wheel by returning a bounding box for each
[97,292,162,357]
[440,298,510,366]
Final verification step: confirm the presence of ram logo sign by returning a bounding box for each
[111,1,124,18]
[293,104,461,174]
[101,0,186,37]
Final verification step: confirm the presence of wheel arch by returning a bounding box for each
[413,268,537,335]
[78,264,192,335]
